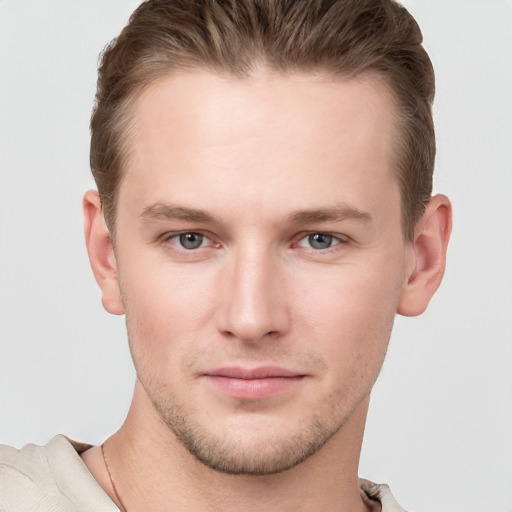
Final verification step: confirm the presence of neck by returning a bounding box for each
[94,382,371,512]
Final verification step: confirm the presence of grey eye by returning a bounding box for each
[308,233,333,250]
[179,232,204,249]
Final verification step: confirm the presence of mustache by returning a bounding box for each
[181,346,328,375]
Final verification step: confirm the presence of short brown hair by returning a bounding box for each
[90,0,435,240]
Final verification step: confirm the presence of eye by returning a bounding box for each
[297,233,341,250]
[172,232,207,250]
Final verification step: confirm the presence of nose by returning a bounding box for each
[215,247,290,344]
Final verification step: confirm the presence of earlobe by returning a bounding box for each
[397,194,452,317]
[83,190,124,315]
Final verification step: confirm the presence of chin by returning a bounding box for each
[174,425,334,476]
[154,398,347,476]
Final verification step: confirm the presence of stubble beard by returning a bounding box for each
[124,297,393,478]
[130,334,388,477]
[139,375,367,476]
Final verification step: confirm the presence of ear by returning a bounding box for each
[397,194,452,317]
[83,190,124,315]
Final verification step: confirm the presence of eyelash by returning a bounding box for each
[160,231,220,251]
[294,232,347,252]
[158,231,349,255]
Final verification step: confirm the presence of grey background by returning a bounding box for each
[1,1,511,511]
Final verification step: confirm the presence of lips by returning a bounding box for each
[206,366,303,379]
[203,366,305,400]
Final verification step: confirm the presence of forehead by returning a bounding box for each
[120,68,400,228]
[130,68,398,155]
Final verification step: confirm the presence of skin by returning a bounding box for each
[82,68,451,512]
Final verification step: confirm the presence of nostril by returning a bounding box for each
[220,329,281,343]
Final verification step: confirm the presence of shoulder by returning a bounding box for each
[1,437,54,489]
[1,435,65,510]
[0,435,117,512]
[359,478,409,512]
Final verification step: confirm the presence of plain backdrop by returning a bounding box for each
[1,1,511,511]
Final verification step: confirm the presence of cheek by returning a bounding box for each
[295,259,403,371]
[118,258,216,368]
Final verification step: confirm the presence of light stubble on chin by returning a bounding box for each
[138,371,371,476]
[125,296,394,476]
[163,403,336,475]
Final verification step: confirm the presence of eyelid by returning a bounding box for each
[160,230,221,249]
[157,229,350,254]
[293,231,350,252]
[296,231,348,243]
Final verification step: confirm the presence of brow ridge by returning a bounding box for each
[141,203,216,223]
[140,202,371,225]
[288,205,372,224]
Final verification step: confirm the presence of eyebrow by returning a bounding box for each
[141,203,217,223]
[140,202,372,225]
[287,205,372,224]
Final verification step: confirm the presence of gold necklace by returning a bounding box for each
[101,442,129,512]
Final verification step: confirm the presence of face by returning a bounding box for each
[112,69,411,475]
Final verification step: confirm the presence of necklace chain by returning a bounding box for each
[101,442,129,512]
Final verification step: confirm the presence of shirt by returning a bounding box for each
[0,435,407,511]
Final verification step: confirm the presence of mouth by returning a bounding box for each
[202,366,306,400]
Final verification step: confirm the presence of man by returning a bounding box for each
[1,0,451,510]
